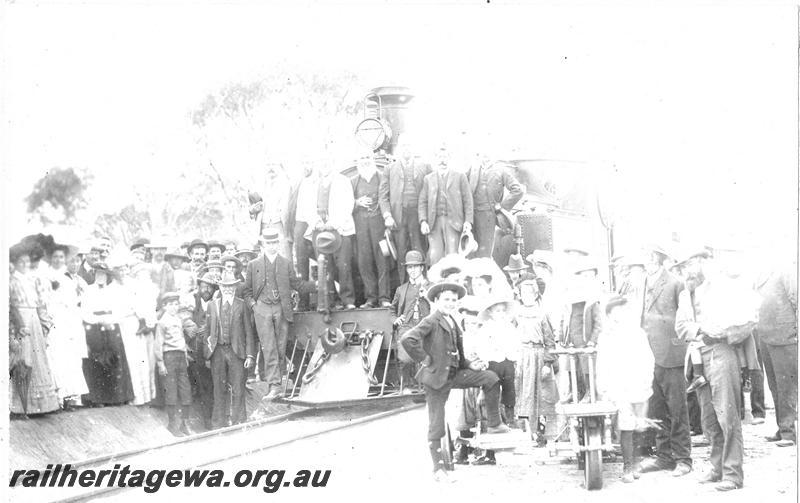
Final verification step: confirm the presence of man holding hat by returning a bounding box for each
[418,145,474,267]
[379,137,431,283]
[391,250,432,392]
[638,246,692,477]
[243,229,315,399]
[202,271,256,428]
[675,249,758,491]
[352,150,391,308]
[401,280,510,482]
[466,155,523,259]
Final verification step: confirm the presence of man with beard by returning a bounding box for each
[379,137,431,283]
[352,150,391,308]
[638,246,692,477]
[78,245,102,285]
[391,250,431,393]
[189,272,218,430]
[250,163,293,262]
[675,249,758,491]
[418,145,473,266]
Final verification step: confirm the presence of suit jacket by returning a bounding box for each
[400,310,473,390]
[561,300,603,347]
[467,161,524,212]
[391,279,432,331]
[204,297,256,361]
[643,268,687,368]
[242,253,314,322]
[418,170,474,232]
[252,178,292,238]
[378,158,432,222]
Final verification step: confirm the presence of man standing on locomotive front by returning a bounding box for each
[401,281,509,482]
[466,150,523,258]
[379,136,431,283]
[243,230,315,400]
[418,145,474,267]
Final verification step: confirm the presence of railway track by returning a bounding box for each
[9,400,424,503]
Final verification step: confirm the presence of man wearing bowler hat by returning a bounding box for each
[418,145,474,267]
[352,149,391,308]
[401,281,509,482]
[379,136,431,283]
[466,152,523,259]
[242,230,315,399]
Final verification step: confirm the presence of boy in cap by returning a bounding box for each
[155,292,194,436]
[401,281,510,482]
[203,271,256,428]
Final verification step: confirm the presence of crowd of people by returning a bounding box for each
[7,141,797,493]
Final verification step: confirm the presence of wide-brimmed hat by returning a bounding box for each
[378,229,398,260]
[164,248,189,262]
[199,260,223,275]
[426,281,467,302]
[458,228,478,256]
[315,230,342,255]
[495,207,517,233]
[478,296,517,323]
[187,239,208,253]
[573,258,599,275]
[219,255,242,270]
[217,270,242,286]
[402,250,426,267]
[234,249,258,261]
[52,243,80,257]
[563,247,589,256]
[503,253,529,272]
[92,261,112,272]
[197,272,219,287]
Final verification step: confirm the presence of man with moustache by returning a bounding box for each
[675,249,758,491]
[250,163,293,262]
[379,136,431,282]
[638,246,692,477]
[418,145,474,266]
[189,272,218,430]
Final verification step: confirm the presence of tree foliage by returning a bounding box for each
[25,167,92,224]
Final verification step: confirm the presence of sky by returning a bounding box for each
[1,1,798,251]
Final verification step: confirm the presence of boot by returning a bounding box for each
[428,440,447,472]
[167,406,184,437]
[621,463,636,483]
[454,443,469,465]
[504,406,518,428]
[179,406,193,436]
[620,430,636,482]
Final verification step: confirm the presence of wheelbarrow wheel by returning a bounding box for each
[583,418,604,490]
[440,425,454,471]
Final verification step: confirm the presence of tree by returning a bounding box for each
[25,167,92,224]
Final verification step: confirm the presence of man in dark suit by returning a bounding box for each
[401,281,509,482]
[418,145,474,266]
[379,139,431,282]
[638,246,692,476]
[188,272,217,430]
[203,271,256,428]
[242,230,315,399]
[391,250,431,392]
[466,155,523,258]
[561,261,603,401]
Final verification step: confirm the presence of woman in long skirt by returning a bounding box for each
[514,273,559,443]
[108,256,156,406]
[81,262,134,405]
[9,246,60,415]
[45,245,90,406]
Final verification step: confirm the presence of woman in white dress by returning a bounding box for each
[45,244,89,406]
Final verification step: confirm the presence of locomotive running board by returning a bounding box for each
[274,392,425,410]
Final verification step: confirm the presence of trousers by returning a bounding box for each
[294,221,313,310]
[488,359,516,408]
[162,350,192,406]
[210,345,245,428]
[355,213,390,303]
[427,215,460,266]
[253,302,288,388]
[472,209,496,258]
[395,206,425,283]
[650,365,692,466]
[761,341,797,442]
[424,368,501,441]
[696,343,743,486]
